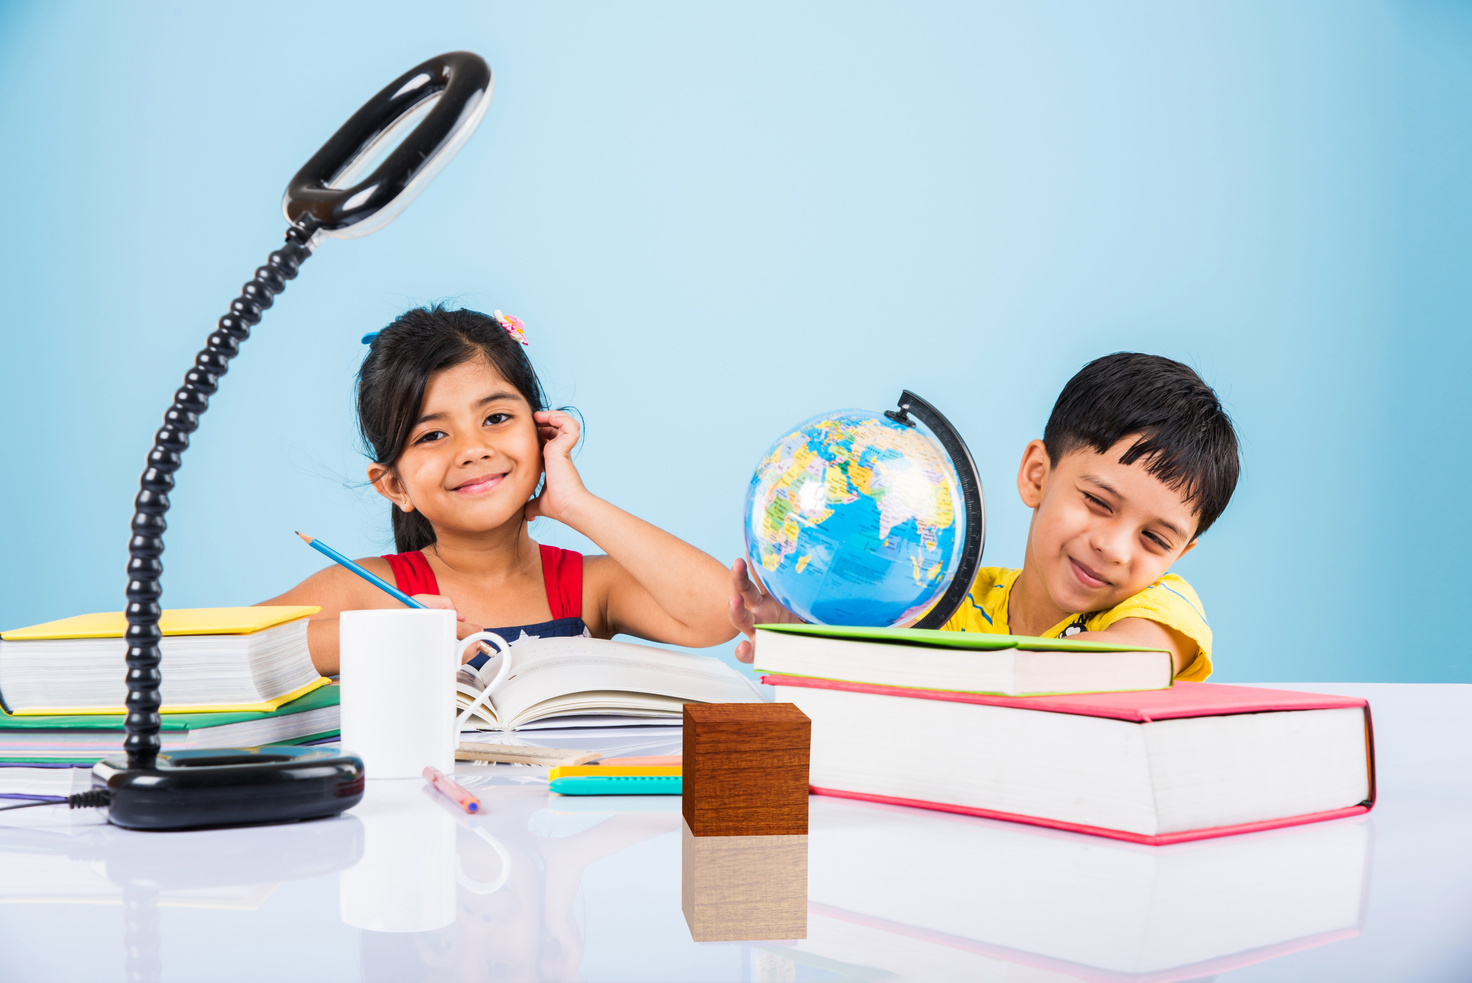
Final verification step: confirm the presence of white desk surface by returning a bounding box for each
[0,682,1466,982]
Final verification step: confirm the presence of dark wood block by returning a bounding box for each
[683,702,810,836]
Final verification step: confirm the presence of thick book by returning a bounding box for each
[787,796,1371,982]
[456,636,763,731]
[0,684,340,763]
[0,763,93,801]
[0,606,325,714]
[753,623,1172,695]
[763,675,1375,844]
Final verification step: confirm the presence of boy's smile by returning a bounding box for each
[1011,436,1198,635]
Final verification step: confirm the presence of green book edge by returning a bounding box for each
[754,623,1167,653]
[0,683,339,731]
[0,731,342,766]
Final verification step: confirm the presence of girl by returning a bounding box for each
[264,305,736,675]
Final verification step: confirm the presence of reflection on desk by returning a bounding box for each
[681,823,807,942]
[0,685,1466,981]
[769,796,1370,982]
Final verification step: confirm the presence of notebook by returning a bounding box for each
[764,675,1375,845]
[753,623,1173,695]
[0,606,324,714]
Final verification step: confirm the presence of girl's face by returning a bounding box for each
[368,357,542,537]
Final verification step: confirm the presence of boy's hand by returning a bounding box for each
[728,558,801,663]
[525,410,593,525]
[411,594,487,660]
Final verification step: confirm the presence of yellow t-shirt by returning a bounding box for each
[939,567,1213,681]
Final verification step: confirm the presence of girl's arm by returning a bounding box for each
[525,410,736,648]
[258,559,479,675]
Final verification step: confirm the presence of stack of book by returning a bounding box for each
[0,607,338,801]
[754,624,1375,844]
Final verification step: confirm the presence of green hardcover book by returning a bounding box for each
[0,684,339,764]
[752,624,1173,697]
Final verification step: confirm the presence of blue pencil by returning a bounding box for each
[295,532,425,609]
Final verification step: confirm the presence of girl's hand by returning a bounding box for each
[411,594,487,654]
[728,558,802,663]
[525,409,592,524]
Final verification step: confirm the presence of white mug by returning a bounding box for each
[339,608,508,778]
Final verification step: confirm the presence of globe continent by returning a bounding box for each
[743,409,965,627]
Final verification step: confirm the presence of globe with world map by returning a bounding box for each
[743,408,968,627]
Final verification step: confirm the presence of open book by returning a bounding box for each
[455,636,763,731]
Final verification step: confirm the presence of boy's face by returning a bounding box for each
[1019,437,1198,615]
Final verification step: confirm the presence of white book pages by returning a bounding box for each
[755,628,1171,695]
[0,704,339,761]
[779,684,1370,836]
[0,619,319,710]
[0,765,92,798]
[457,637,763,730]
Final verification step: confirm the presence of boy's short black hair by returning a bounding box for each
[1043,353,1240,537]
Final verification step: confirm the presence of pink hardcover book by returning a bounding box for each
[762,677,1377,845]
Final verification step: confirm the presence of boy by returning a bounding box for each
[729,352,1240,680]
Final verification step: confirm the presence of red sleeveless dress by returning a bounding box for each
[381,544,588,668]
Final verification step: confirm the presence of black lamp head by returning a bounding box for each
[100,52,491,831]
[284,51,492,241]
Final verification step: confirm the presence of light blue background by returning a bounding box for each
[1,2,1467,681]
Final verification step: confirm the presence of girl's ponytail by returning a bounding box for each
[391,505,438,554]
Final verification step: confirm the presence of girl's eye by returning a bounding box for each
[485,413,511,426]
[414,430,447,444]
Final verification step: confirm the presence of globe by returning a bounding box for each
[744,407,970,628]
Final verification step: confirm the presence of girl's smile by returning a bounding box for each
[451,471,509,495]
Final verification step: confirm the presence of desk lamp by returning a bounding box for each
[89,51,493,830]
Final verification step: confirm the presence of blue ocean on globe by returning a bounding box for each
[743,409,966,627]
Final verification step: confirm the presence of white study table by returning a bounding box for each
[0,682,1466,982]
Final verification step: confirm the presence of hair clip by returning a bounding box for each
[492,310,529,346]
[360,332,380,345]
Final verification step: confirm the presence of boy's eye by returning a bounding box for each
[1144,531,1170,550]
[1083,493,1110,512]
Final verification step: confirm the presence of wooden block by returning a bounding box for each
[681,820,807,942]
[683,702,810,836]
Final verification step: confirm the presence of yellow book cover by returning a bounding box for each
[0,606,320,641]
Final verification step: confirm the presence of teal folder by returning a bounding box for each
[550,775,682,795]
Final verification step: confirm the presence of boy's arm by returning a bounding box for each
[1072,617,1197,675]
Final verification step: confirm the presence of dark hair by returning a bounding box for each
[357,305,547,552]
[1043,353,1240,537]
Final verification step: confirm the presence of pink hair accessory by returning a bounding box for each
[492,310,528,346]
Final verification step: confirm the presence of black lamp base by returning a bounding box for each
[93,746,364,831]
